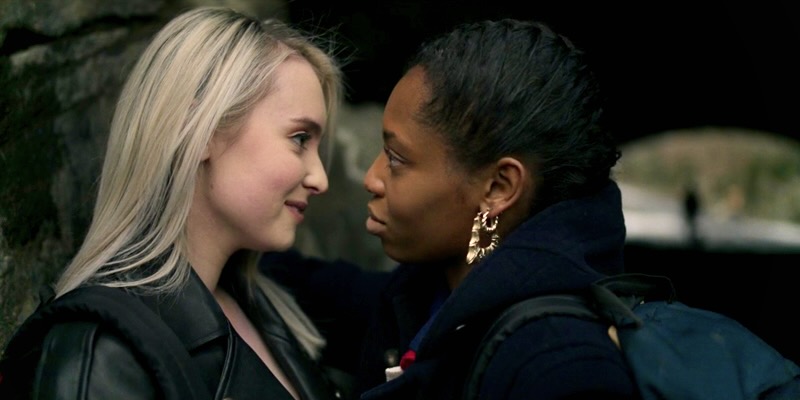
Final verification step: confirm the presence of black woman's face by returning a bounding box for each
[363,66,482,265]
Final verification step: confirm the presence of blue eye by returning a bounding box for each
[291,132,311,149]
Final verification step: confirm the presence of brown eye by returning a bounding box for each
[383,147,402,168]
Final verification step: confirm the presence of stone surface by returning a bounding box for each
[0,0,164,36]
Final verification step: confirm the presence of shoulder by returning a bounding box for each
[3,284,215,400]
[479,316,636,399]
[34,321,157,399]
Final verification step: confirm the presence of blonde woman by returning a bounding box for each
[0,7,346,400]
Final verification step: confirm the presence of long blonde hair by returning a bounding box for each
[54,7,343,359]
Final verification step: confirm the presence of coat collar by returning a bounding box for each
[414,180,627,355]
[139,268,304,400]
[224,270,340,400]
[138,268,229,351]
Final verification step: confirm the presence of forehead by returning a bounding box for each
[383,68,446,159]
[273,56,324,106]
[385,66,429,120]
[256,56,326,126]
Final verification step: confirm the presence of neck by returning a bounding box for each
[444,260,472,291]
[185,211,235,292]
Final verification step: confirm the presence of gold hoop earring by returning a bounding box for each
[466,209,500,265]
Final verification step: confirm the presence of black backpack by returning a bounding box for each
[0,285,211,400]
[465,273,800,400]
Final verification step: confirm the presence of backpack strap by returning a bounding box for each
[0,286,211,400]
[588,273,676,328]
[463,294,600,400]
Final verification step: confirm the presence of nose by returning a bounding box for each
[305,152,329,195]
[363,152,385,196]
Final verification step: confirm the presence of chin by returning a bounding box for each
[262,233,296,252]
[384,242,459,266]
[271,243,292,252]
[382,244,415,265]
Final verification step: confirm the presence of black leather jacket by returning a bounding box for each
[7,269,343,400]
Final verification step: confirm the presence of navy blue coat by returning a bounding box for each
[263,181,638,400]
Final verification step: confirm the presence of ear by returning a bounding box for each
[480,157,530,218]
[201,139,213,162]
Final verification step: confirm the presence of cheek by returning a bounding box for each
[387,180,469,231]
[385,181,432,223]
[216,153,303,211]
[261,156,304,192]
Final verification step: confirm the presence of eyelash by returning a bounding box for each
[383,147,402,168]
[291,132,312,149]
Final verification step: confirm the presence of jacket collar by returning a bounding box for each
[139,268,228,351]
[139,268,303,400]
[224,270,338,400]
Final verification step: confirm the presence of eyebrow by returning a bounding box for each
[382,129,402,148]
[382,129,412,155]
[291,117,323,135]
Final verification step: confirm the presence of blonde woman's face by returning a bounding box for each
[192,57,328,257]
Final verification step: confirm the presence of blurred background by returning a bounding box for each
[2,0,798,363]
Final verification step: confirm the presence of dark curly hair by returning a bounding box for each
[406,19,620,212]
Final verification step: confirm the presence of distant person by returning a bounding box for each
[0,7,349,400]
[263,18,637,399]
[683,183,701,248]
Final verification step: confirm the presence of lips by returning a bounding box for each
[366,207,387,235]
[367,208,385,224]
[286,200,307,222]
[285,200,307,213]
